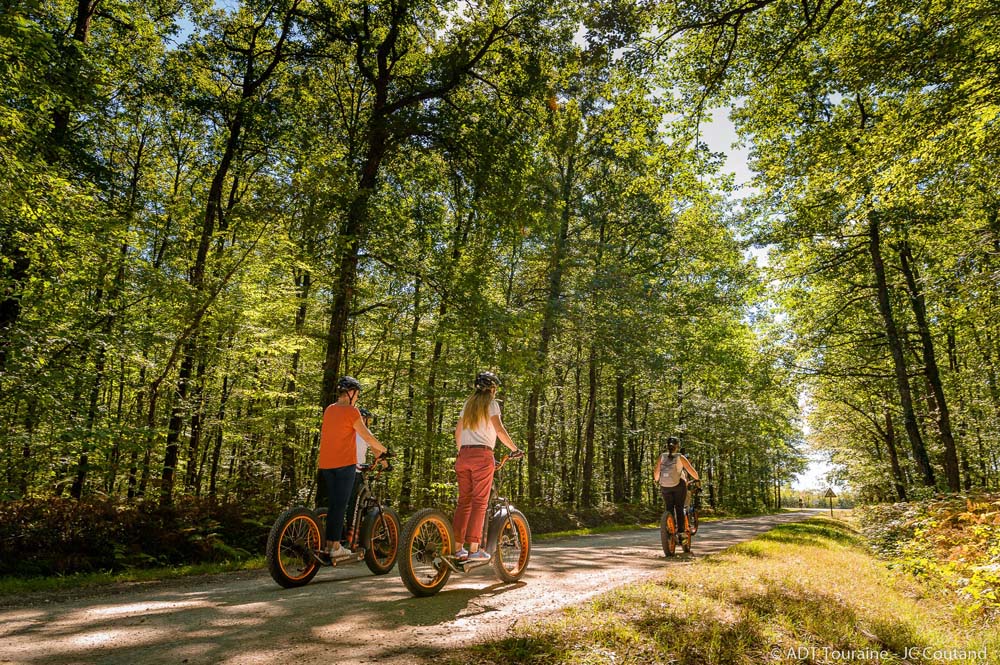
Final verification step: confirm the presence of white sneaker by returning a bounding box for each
[330,545,353,559]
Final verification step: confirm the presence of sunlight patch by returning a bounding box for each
[84,600,206,618]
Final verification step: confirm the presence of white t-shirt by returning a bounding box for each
[459,400,501,449]
[356,434,368,469]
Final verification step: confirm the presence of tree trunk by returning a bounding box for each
[184,357,208,492]
[581,343,598,507]
[555,370,568,504]
[897,240,960,490]
[280,269,311,502]
[161,106,243,504]
[868,214,935,486]
[208,375,231,499]
[320,118,389,406]
[421,335,443,506]
[526,154,574,502]
[161,345,195,503]
[567,342,583,505]
[883,405,907,501]
[612,374,626,503]
[0,246,30,372]
[398,278,422,512]
[627,384,641,503]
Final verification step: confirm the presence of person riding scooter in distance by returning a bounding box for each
[655,436,700,545]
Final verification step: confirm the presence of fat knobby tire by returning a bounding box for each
[491,509,532,583]
[266,506,322,588]
[361,506,400,575]
[398,508,454,597]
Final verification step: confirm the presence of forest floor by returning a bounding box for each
[0,510,820,664]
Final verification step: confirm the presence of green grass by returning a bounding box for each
[536,523,659,540]
[0,556,266,597]
[456,518,998,665]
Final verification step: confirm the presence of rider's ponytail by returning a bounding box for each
[461,386,494,430]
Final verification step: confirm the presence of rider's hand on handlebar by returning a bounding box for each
[510,449,525,460]
[376,450,393,470]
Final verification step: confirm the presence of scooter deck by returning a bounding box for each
[312,549,366,567]
[440,555,491,574]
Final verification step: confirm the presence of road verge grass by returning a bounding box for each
[461,518,998,664]
[0,557,265,598]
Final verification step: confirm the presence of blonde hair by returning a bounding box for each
[461,389,494,430]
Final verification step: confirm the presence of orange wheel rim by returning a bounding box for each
[371,514,398,565]
[278,515,320,581]
[499,515,529,574]
[409,516,450,589]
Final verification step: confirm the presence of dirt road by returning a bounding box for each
[0,510,822,665]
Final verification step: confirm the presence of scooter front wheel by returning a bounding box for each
[491,509,531,583]
[660,511,676,556]
[362,506,400,575]
[398,508,454,597]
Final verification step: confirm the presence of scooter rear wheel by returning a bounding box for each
[266,506,322,588]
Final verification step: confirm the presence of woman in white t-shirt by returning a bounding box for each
[654,436,699,541]
[451,371,521,562]
[343,407,373,546]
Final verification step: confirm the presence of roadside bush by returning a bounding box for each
[0,497,274,577]
[857,493,1000,615]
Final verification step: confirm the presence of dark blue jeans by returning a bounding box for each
[661,480,687,534]
[320,465,356,544]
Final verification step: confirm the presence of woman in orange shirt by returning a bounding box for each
[318,376,388,559]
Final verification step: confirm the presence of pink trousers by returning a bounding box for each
[452,447,495,545]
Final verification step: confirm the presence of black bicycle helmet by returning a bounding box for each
[337,376,362,393]
[474,371,501,391]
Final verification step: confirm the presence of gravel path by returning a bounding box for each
[0,509,824,665]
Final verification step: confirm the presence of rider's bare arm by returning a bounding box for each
[654,456,661,484]
[454,421,463,451]
[354,417,387,456]
[682,457,700,481]
[490,414,519,453]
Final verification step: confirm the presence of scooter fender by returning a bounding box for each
[485,506,512,554]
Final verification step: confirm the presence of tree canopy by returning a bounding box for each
[3,0,994,516]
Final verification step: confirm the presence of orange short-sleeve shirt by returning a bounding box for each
[318,403,361,469]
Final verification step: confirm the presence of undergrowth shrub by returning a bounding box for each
[0,497,273,577]
[857,493,1000,616]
